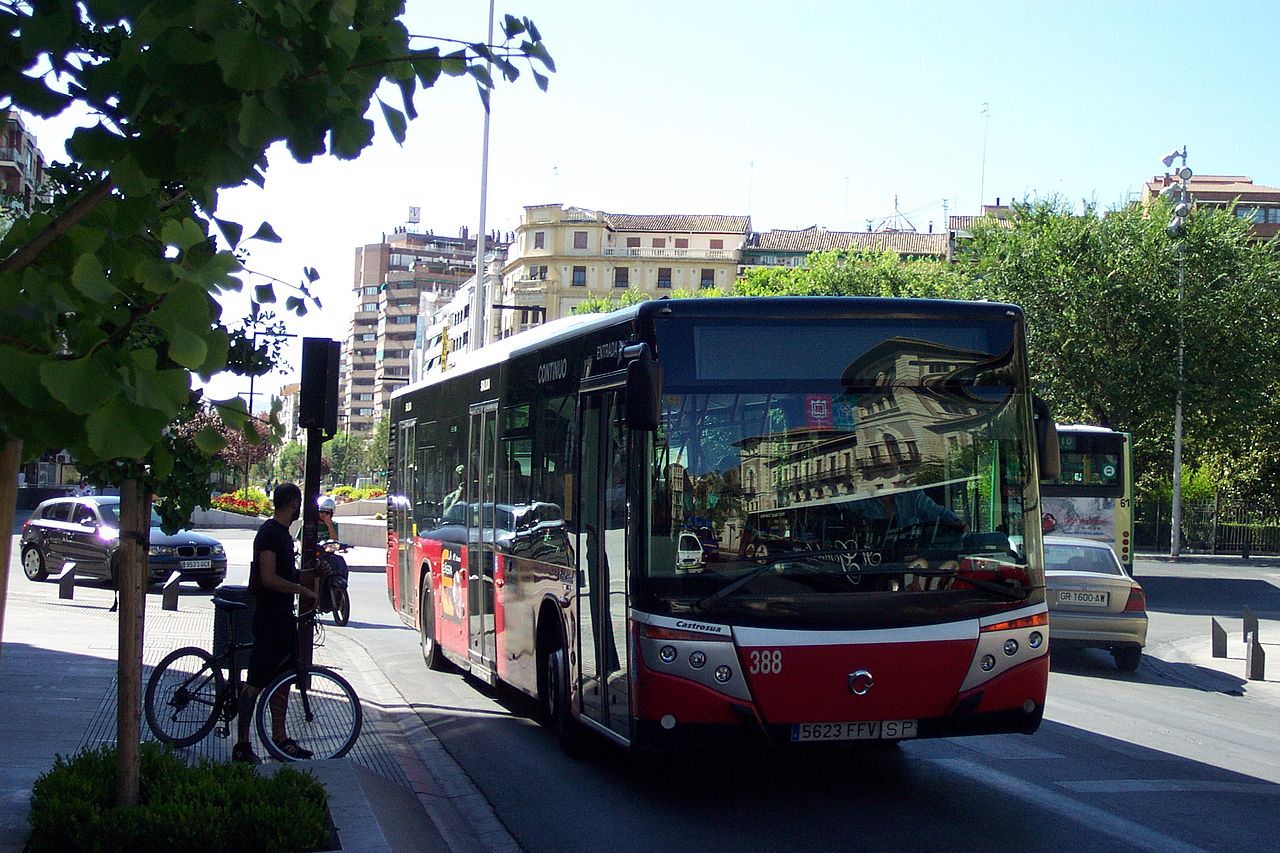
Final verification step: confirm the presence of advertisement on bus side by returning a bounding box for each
[1041,496,1116,544]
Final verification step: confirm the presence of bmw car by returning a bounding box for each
[20,496,228,590]
[1044,535,1147,671]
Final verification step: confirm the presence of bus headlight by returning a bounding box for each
[714,665,733,684]
[1003,639,1019,656]
[980,655,996,672]
[659,645,677,664]
[688,651,707,669]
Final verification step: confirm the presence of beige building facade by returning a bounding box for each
[494,205,751,339]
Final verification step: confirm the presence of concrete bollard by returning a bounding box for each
[1211,618,1227,658]
[161,571,182,611]
[1246,632,1266,681]
[1242,606,1259,644]
[55,561,76,600]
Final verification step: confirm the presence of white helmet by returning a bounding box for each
[318,496,336,513]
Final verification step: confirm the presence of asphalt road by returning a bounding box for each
[30,527,1279,852]
[329,552,1280,853]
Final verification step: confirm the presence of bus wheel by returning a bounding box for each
[420,582,445,671]
[544,645,586,756]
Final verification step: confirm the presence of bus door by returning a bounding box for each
[394,418,416,614]
[467,400,499,673]
[576,382,632,741]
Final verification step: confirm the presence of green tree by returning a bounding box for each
[735,248,978,299]
[367,413,390,481]
[324,431,366,486]
[0,0,552,806]
[275,439,306,484]
[962,198,1280,499]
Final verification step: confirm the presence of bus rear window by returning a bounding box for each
[1045,432,1123,491]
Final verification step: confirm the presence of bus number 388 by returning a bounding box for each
[749,649,783,674]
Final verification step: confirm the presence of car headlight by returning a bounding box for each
[149,545,178,557]
[211,544,225,556]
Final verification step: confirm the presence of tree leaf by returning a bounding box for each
[70,255,118,303]
[378,97,407,145]
[85,398,170,461]
[39,357,119,416]
[193,425,228,455]
[254,284,276,304]
[251,222,282,243]
[167,326,209,369]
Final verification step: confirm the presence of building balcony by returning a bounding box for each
[601,247,734,260]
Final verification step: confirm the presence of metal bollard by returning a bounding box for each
[1211,617,1227,658]
[161,571,182,611]
[1242,605,1259,644]
[56,561,76,600]
[1246,632,1266,681]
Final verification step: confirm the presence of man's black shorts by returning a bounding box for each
[247,616,296,688]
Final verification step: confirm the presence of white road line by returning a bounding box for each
[929,758,1208,853]
[1059,779,1280,794]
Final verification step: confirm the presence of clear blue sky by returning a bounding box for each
[21,0,1280,399]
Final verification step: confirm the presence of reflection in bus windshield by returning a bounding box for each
[648,381,1034,600]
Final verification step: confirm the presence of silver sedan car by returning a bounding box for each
[1044,536,1148,671]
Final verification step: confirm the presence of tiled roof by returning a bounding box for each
[1144,174,1280,201]
[948,215,1013,233]
[603,212,752,233]
[750,227,948,257]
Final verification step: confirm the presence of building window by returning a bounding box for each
[614,267,629,288]
[573,231,588,249]
[572,265,587,286]
[527,265,547,280]
[361,302,378,311]
[700,268,715,288]
[1269,208,1280,224]
[361,333,376,341]
[710,239,724,250]
[533,231,546,249]
[363,285,379,295]
[653,237,666,249]
[675,238,689,249]
[626,236,641,248]
[657,267,672,288]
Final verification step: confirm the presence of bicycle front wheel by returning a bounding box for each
[255,666,362,761]
[145,646,225,747]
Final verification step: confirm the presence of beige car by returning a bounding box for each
[1044,536,1148,671]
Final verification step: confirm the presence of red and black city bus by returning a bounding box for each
[387,297,1055,751]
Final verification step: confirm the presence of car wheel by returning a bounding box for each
[22,546,47,581]
[196,579,220,592]
[1113,646,1142,672]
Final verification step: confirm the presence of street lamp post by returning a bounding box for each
[1161,146,1192,557]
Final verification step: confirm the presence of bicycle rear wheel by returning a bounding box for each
[255,666,362,761]
[145,646,225,747]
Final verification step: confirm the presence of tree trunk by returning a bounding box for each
[115,479,150,808]
[0,437,21,660]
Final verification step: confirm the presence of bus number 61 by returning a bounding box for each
[749,649,783,675]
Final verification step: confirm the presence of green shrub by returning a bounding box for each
[211,488,271,517]
[327,485,354,500]
[27,743,330,852]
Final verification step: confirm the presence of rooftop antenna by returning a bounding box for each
[979,102,990,210]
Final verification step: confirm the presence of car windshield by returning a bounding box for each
[96,504,164,528]
[1045,542,1124,576]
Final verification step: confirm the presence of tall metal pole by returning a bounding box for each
[470,0,495,352]
[1170,240,1185,556]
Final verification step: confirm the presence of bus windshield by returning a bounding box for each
[640,327,1042,625]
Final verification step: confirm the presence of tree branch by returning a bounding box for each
[0,177,114,275]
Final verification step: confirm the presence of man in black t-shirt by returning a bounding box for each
[233,482,317,764]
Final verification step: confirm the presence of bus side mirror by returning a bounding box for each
[625,358,663,431]
[1032,396,1060,481]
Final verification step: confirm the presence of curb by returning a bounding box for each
[328,630,519,853]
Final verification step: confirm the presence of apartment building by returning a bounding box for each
[1144,174,1280,241]
[1,109,49,214]
[276,382,301,444]
[494,204,751,339]
[342,227,506,432]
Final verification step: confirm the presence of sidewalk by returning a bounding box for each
[0,558,504,852]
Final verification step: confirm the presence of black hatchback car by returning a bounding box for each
[20,496,228,590]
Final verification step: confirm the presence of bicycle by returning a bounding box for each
[144,594,362,761]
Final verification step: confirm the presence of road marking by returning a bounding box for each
[930,758,1208,853]
[1060,779,1280,794]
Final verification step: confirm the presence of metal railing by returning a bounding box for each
[601,247,732,260]
[1136,495,1280,555]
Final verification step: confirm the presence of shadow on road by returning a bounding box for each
[1134,575,1280,619]
[1051,646,1249,695]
